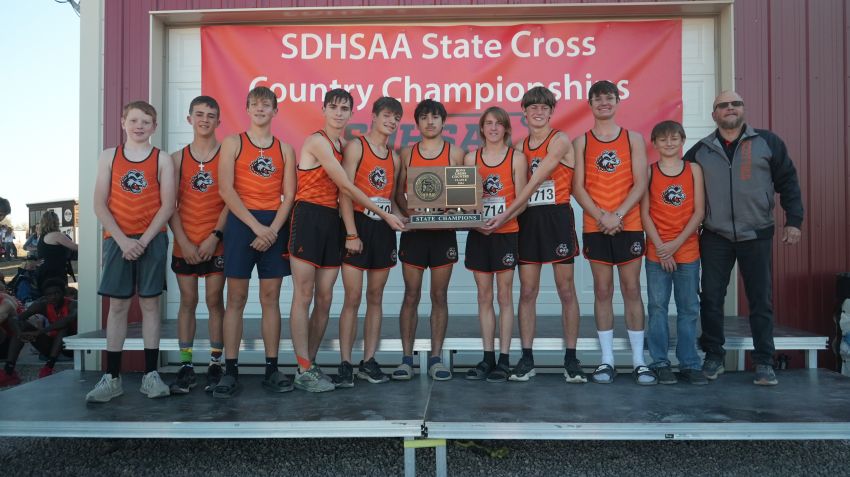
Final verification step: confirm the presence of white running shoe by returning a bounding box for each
[140,370,171,398]
[85,373,124,403]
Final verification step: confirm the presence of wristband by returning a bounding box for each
[211,229,224,240]
[345,234,359,240]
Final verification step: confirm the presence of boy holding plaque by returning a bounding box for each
[393,100,466,381]
[289,89,404,393]
[334,97,405,388]
[464,107,527,383]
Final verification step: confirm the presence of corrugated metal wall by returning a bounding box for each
[103,0,850,366]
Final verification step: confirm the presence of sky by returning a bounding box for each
[0,1,80,227]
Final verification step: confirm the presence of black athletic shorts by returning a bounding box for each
[398,229,458,270]
[464,230,518,274]
[582,231,645,265]
[517,203,579,265]
[171,255,225,277]
[289,200,343,268]
[343,212,398,270]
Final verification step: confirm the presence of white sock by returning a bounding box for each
[597,329,615,366]
[628,329,647,367]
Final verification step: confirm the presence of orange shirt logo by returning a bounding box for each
[250,155,277,178]
[595,150,621,173]
[661,185,686,207]
[120,170,148,194]
[190,170,214,192]
[368,166,389,191]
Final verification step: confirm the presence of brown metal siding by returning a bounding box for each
[102,1,850,366]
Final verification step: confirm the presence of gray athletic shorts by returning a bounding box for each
[98,232,168,298]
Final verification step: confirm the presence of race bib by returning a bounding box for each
[365,197,392,220]
[482,196,506,219]
[528,180,555,206]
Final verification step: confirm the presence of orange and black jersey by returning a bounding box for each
[475,147,519,234]
[233,133,286,211]
[106,145,163,239]
[174,145,225,257]
[522,129,573,205]
[295,130,342,209]
[352,136,395,216]
[646,161,699,263]
[583,129,641,232]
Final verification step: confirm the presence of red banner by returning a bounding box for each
[202,20,681,155]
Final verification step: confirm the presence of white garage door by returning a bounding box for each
[163,18,716,321]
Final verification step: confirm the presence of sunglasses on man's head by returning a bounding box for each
[714,101,744,110]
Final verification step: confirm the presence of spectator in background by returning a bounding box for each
[36,211,77,290]
[3,226,15,261]
[23,226,38,257]
[0,197,9,222]
[0,278,78,386]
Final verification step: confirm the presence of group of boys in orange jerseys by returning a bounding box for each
[84,80,707,403]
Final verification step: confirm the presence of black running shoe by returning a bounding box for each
[205,362,223,392]
[563,358,588,384]
[333,361,355,388]
[486,363,510,383]
[169,365,197,394]
[357,358,389,384]
[465,360,493,380]
[509,356,536,382]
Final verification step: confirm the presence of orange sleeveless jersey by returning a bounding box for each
[646,162,699,263]
[352,136,394,214]
[233,133,285,211]
[583,129,642,232]
[522,129,573,205]
[476,148,519,234]
[174,146,225,257]
[295,131,342,209]
[105,146,163,239]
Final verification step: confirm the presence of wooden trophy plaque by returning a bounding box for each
[405,166,484,229]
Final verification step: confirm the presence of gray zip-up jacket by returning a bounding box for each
[684,124,803,242]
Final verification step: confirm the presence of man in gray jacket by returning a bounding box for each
[684,91,803,386]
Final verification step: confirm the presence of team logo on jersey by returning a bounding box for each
[530,158,541,175]
[120,169,148,194]
[213,256,225,270]
[368,166,388,191]
[502,253,516,267]
[390,249,398,263]
[250,155,276,178]
[595,150,621,173]
[556,243,569,257]
[191,170,214,193]
[662,185,686,207]
[446,247,458,261]
[483,174,504,197]
[630,241,643,255]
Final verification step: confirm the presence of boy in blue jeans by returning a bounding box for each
[640,121,707,385]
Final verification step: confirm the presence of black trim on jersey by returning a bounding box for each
[359,136,390,161]
[185,144,222,166]
[243,131,275,150]
[410,141,448,166]
[654,161,687,178]
[299,131,341,171]
[476,146,511,168]
[524,128,559,152]
[588,127,624,144]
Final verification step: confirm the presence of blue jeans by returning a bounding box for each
[646,258,701,370]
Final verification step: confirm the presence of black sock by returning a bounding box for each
[498,353,510,367]
[106,351,122,378]
[144,348,159,374]
[265,357,278,379]
[4,361,16,374]
[564,348,577,362]
[46,357,57,369]
[522,348,533,360]
[483,351,496,367]
[225,359,238,377]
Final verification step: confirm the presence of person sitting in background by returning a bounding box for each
[0,278,77,386]
[23,227,38,257]
[35,211,77,290]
